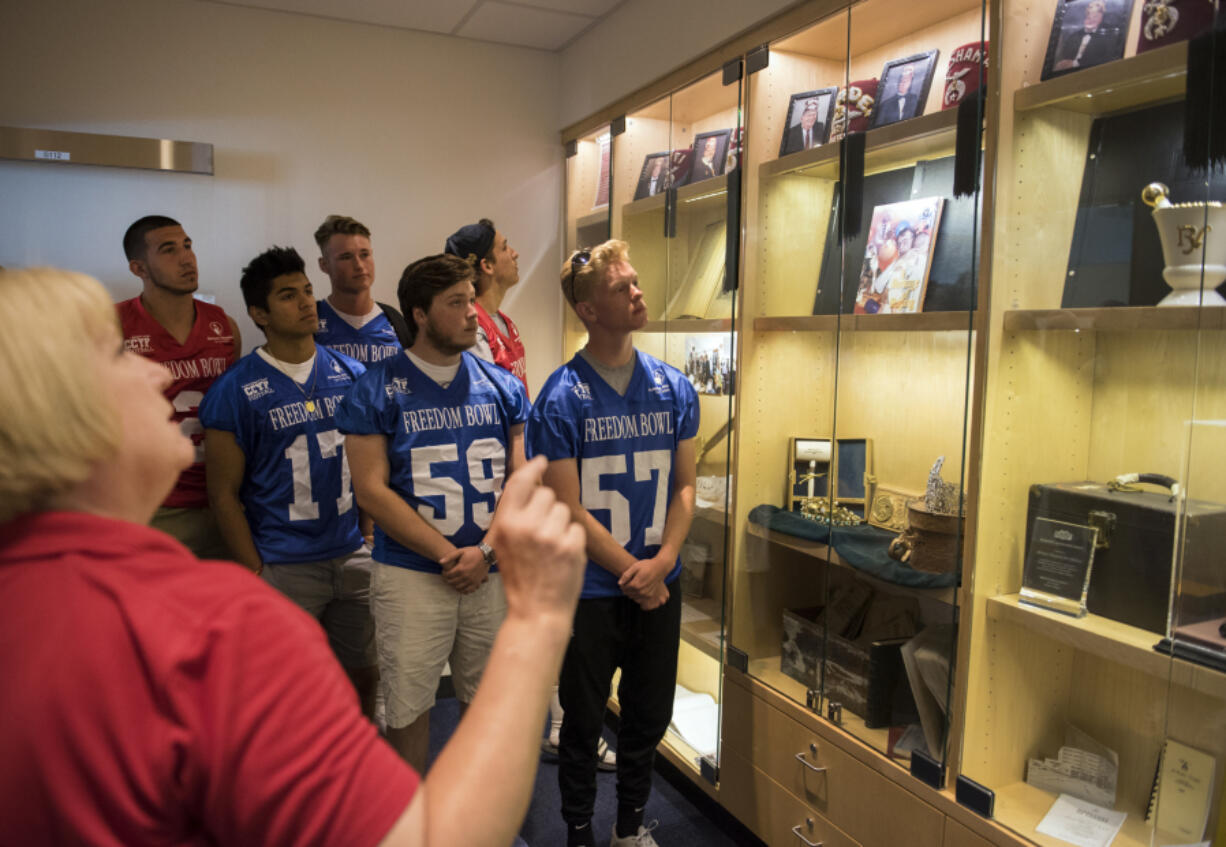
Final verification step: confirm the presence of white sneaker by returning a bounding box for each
[595,737,617,771]
[609,820,659,847]
[540,728,617,771]
[541,723,561,755]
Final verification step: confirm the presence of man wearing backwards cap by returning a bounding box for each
[444,219,529,393]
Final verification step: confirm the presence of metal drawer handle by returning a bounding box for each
[794,750,823,769]
[792,819,825,846]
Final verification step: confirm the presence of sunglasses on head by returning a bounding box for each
[565,249,591,303]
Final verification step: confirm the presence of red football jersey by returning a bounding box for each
[475,302,528,395]
[117,297,236,508]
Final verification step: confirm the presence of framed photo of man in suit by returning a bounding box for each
[1041,0,1134,80]
[869,51,940,130]
[689,129,732,184]
[779,88,836,157]
[633,152,671,201]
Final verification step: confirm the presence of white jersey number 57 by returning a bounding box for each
[581,450,670,547]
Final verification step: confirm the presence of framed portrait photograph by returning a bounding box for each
[869,51,940,130]
[854,196,945,314]
[689,129,732,184]
[1041,0,1135,79]
[633,151,670,201]
[778,88,836,157]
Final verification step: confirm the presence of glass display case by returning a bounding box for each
[560,0,1224,840]
[729,0,986,784]
[564,125,612,359]
[596,65,743,786]
[960,0,1226,843]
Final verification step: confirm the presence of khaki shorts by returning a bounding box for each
[372,563,506,728]
[150,506,230,560]
[262,547,377,670]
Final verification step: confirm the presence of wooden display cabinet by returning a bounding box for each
[729,0,984,797]
[560,0,1226,842]
[959,0,1226,843]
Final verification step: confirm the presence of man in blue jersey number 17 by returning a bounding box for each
[200,247,379,719]
[526,240,699,847]
[337,254,531,772]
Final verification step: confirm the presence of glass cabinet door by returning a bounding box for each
[732,0,986,780]
[563,126,611,361]
[606,65,744,784]
[961,0,1226,843]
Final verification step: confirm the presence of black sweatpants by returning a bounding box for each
[558,579,682,825]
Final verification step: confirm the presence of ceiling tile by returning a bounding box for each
[207,0,474,35]
[511,0,622,17]
[457,1,592,50]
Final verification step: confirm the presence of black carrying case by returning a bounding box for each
[1025,482,1226,633]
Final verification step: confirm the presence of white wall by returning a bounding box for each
[0,0,564,392]
[559,0,798,127]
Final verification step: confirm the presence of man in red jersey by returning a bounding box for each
[117,215,241,558]
[444,218,529,392]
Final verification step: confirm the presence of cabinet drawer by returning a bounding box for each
[723,678,944,847]
[721,747,861,847]
[944,818,997,847]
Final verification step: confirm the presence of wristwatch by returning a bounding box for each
[477,541,497,567]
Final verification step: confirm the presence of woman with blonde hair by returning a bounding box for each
[0,267,586,846]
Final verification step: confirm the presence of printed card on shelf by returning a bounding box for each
[1035,794,1127,847]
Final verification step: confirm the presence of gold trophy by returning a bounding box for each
[1141,182,1226,307]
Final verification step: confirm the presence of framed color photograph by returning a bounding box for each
[683,334,735,397]
[633,152,670,200]
[688,129,732,183]
[778,88,836,157]
[869,51,940,129]
[854,196,945,314]
[1041,0,1135,79]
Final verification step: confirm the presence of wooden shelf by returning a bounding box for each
[754,311,977,333]
[1014,42,1187,116]
[681,595,724,661]
[1003,306,1226,332]
[992,781,1154,847]
[576,208,609,230]
[622,173,728,218]
[986,594,1226,700]
[641,317,732,333]
[759,108,959,182]
[747,522,958,605]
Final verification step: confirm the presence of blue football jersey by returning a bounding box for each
[314,300,402,364]
[334,352,530,574]
[199,345,366,564]
[526,350,699,599]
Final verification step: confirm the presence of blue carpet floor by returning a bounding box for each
[427,697,764,847]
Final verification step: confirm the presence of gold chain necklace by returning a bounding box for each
[264,346,320,412]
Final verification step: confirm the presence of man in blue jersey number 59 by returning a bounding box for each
[337,254,530,772]
[526,240,698,847]
[201,246,379,719]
